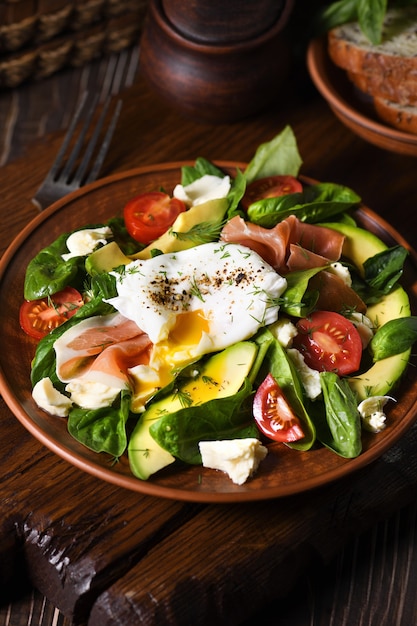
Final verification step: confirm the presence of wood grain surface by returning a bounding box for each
[1,32,417,626]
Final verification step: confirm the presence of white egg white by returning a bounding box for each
[107,242,287,374]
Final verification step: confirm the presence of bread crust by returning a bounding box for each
[373,97,417,135]
[326,7,417,134]
[348,71,417,106]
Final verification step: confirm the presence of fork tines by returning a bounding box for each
[32,44,139,211]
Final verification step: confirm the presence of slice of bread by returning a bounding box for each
[373,97,417,134]
[328,7,417,82]
[327,6,417,134]
[347,70,417,106]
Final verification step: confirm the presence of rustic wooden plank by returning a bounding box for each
[86,423,417,625]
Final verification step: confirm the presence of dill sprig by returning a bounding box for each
[169,220,224,244]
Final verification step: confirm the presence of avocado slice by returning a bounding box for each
[85,241,132,275]
[130,197,228,260]
[128,341,257,480]
[324,221,411,399]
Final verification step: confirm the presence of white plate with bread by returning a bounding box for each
[307,6,417,157]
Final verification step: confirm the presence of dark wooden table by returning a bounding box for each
[1,43,417,626]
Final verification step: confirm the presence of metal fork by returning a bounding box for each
[32,45,139,211]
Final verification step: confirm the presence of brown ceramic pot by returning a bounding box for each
[139,0,295,123]
[162,0,286,44]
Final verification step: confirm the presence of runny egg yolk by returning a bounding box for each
[150,309,211,371]
[168,309,210,348]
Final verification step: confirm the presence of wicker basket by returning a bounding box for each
[0,0,148,88]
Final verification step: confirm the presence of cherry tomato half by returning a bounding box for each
[20,286,84,340]
[253,373,305,443]
[292,310,362,376]
[124,191,187,245]
[242,175,303,210]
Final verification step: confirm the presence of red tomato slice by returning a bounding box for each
[242,175,303,210]
[292,310,362,376]
[124,191,186,245]
[20,287,84,340]
[253,373,305,443]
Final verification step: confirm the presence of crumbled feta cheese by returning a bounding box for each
[65,379,121,409]
[358,396,394,433]
[287,348,322,400]
[173,174,231,206]
[62,226,112,261]
[32,377,72,417]
[269,318,298,348]
[348,312,375,348]
[199,438,268,485]
[329,262,352,286]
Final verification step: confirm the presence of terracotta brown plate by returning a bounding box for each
[307,38,417,157]
[1,162,417,503]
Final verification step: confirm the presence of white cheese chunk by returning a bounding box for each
[61,226,112,261]
[329,262,352,286]
[32,377,72,417]
[287,348,322,400]
[358,395,394,433]
[199,438,268,485]
[269,318,298,348]
[348,312,375,348]
[65,379,122,409]
[173,174,231,206]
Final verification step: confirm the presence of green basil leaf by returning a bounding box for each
[244,126,302,184]
[318,371,362,458]
[358,0,387,44]
[370,316,417,361]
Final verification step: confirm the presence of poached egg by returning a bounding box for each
[107,242,286,377]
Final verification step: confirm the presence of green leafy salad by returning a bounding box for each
[21,126,417,486]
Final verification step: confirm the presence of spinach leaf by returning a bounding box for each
[24,232,86,300]
[68,389,131,457]
[257,329,316,451]
[279,267,322,318]
[363,245,408,294]
[370,316,417,361]
[149,379,256,464]
[317,371,362,458]
[226,168,247,217]
[244,126,302,184]
[247,182,360,228]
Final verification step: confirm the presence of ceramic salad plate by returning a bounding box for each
[1,161,417,503]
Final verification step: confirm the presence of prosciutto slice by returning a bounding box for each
[220,215,345,273]
[54,312,151,388]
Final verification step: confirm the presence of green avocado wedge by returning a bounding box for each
[324,221,411,399]
[128,341,257,480]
